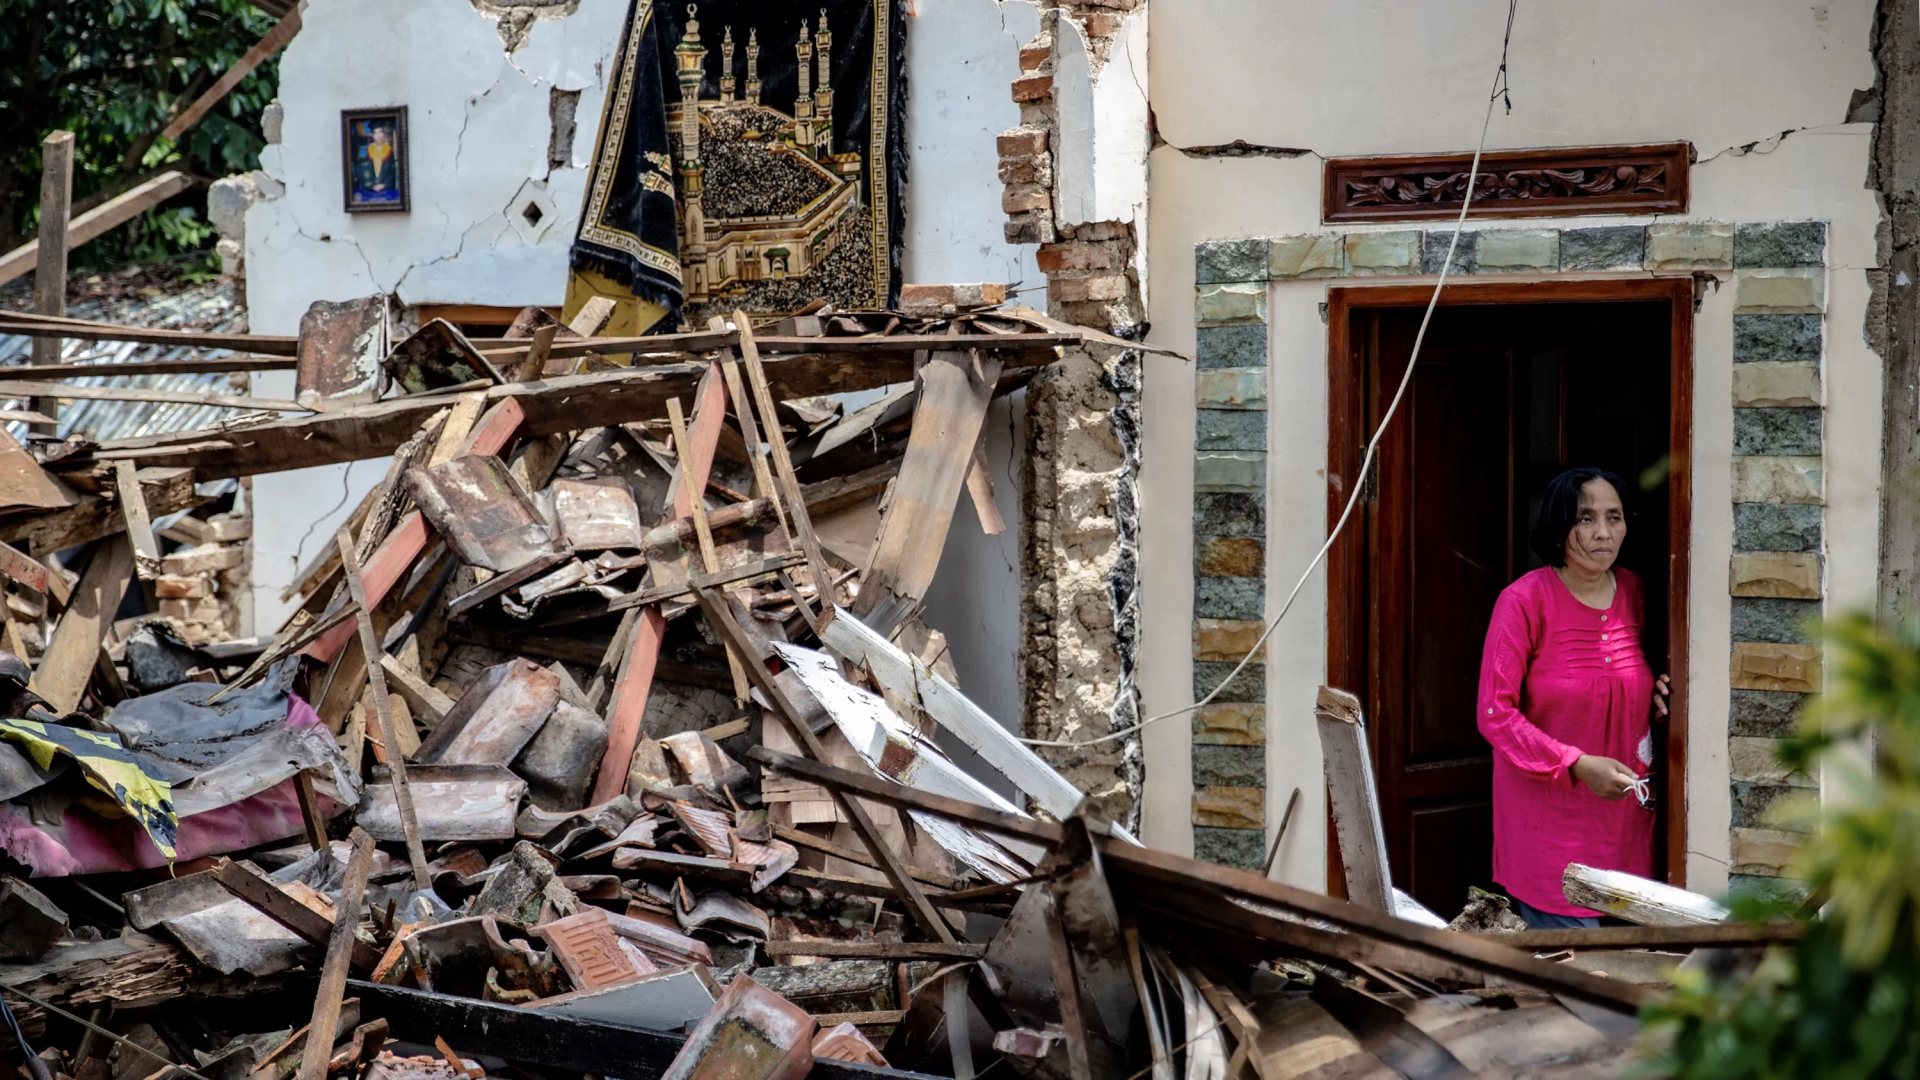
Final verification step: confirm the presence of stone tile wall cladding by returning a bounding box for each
[1191,220,1829,882]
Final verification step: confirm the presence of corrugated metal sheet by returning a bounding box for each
[0,281,259,442]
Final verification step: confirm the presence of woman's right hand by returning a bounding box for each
[1572,754,1638,799]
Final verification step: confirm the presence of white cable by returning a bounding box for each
[1022,2,1519,750]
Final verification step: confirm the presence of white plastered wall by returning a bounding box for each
[243,0,1043,704]
[1142,0,1881,896]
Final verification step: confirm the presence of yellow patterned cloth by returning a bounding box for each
[0,719,176,860]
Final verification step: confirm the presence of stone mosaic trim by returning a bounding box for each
[1194,219,1830,285]
[1725,222,1828,889]
[1191,316,1268,870]
[1191,219,1831,886]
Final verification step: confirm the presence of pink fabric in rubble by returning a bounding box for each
[0,693,341,877]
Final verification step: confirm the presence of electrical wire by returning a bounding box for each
[0,984,217,1080]
[1020,0,1521,750]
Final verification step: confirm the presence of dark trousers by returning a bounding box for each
[1513,897,1603,930]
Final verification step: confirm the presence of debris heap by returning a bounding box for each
[0,298,1792,1080]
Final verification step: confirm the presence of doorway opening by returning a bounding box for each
[1326,278,1693,918]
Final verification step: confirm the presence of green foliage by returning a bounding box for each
[1640,613,1920,1079]
[0,0,280,262]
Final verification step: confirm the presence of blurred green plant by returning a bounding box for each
[0,0,280,267]
[1640,613,1920,1079]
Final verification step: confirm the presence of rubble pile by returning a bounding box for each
[0,298,1777,1080]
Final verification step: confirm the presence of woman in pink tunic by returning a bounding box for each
[1476,468,1670,929]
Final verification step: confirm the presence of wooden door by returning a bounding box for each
[1364,315,1506,916]
[1327,283,1691,913]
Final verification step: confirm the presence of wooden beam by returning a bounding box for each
[850,348,1004,635]
[0,172,194,290]
[770,822,968,891]
[29,537,134,714]
[0,467,206,558]
[161,8,302,143]
[0,380,304,412]
[1485,922,1802,951]
[296,829,374,1080]
[336,531,429,889]
[378,654,453,727]
[0,357,297,381]
[32,131,75,426]
[761,941,985,961]
[1102,844,1653,1014]
[734,313,836,612]
[1315,687,1392,911]
[59,346,1059,482]
[113,462,161,579]
[588,373,729,805]
[749,746,1063,846]
[0,312,297,355]
[211,859,382,973]
[1561,863,1728,926]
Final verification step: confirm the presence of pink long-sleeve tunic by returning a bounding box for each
[1476,566,1656,916]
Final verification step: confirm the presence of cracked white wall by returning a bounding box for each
[907,0,1046,784]
[1141,0,1881,894]
[244,0,627,630]
[241,0,1046,715]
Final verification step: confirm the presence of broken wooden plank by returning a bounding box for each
[1561,863,1728,926]
[761,942,985,961]
[1487,922,1800,951]
[0,310,299,354]
[0,380,304,412]
[1042,888,1095,1080]
[379,654,454,727]
[294,771,328,853]
[0,357,295,381]
[1315,687,1392,912]
[0,172,195,289]
[58,344,1059,481]
[30,131,74,426]
[964,439,1005,535]
[770,822,968,891]
[210,860,382,974]
[336,531,430,889]
[666,393,749,703]
[0,539,48,595]
[113,462,161,579]
[296,829,375,1080]
[161,6,302,142]
[0,467,205,558]
[736,313,840,612]
[850,348,1004,635]
[29,537,134,714]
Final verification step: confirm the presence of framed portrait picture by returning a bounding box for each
[341,106,409,213]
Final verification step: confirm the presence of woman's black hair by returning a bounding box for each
[1530,467,1631,567]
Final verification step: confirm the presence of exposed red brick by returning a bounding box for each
[1063,220,1133,243]
[997,155,1049,185]
[1048,274,1127,303]
[1019,45,1051,72]
[899,284,956,307]
[1011,75,1054,103]
[1006,216,1054,245]
[1002,187,1051,214]
[1082,13,1120,37]
[997,129,1049,157]
[1037,241,1120,273]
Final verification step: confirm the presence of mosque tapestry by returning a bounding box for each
[571,0,908,326]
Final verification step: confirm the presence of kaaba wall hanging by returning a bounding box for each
[571,0,907,325]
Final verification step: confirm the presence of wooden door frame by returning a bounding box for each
[1325,276,1694,890]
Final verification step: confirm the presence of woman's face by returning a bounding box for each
[1564,478,1626,573]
